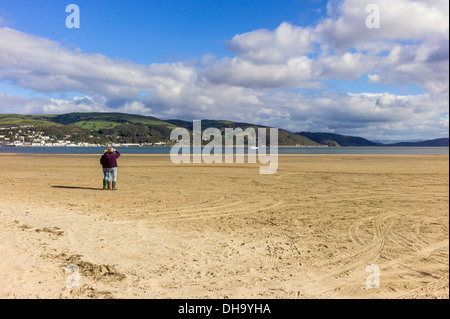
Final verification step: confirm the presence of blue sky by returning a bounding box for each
[0,0,448,140]
[1,0,327,62]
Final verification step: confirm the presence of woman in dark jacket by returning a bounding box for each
[100,149,109,190]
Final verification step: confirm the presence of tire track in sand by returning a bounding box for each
[301,211,448,297]
[146,199,284,223]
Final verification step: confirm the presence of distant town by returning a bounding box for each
[0,125,169,147]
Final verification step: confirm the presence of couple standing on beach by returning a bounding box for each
[100,147,121,190]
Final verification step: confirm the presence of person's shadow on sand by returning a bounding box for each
[52,186,102,191]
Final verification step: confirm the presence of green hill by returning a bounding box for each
[0,113,178,144]
[0,114,60,127]
[166,119,320,146]
[386,138,449,147]
[0,113,319,146]
[49,112,177,129]
[296,132,380,147]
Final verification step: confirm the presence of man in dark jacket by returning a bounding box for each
[105,147,121,190]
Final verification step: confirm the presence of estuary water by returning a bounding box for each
[0,146,448,155]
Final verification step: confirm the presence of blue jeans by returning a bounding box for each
[107,167,118,182]
[103,168,109,180]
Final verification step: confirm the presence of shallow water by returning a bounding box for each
[0,146,448,155]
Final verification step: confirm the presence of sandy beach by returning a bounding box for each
[0,153,448,299]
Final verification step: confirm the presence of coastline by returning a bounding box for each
[0,146,449,156]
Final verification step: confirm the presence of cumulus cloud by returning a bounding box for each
[202,56,315,88]
[0,93,106,114]
[255,91,448,140]
[374,40,449,99]
[317,0,449,48]
[0,0,448,140]
[228,22,315,64]
[0,27,198,101]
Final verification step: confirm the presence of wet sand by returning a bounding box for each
[0,154,448,299]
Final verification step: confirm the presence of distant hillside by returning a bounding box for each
[385,138,449,147]
[0,113,178,145]
[296,132,380,147]
[1,113,448,147]
[0,113,319,146]
[0,114,60,127]
[167,119,320,146]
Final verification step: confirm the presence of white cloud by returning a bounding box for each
[317,0,449,48]
[228,22,315,64]
[0,27,197,102]
[202,56,315,88]
[312,51,376,80]
[0,93,107,114]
